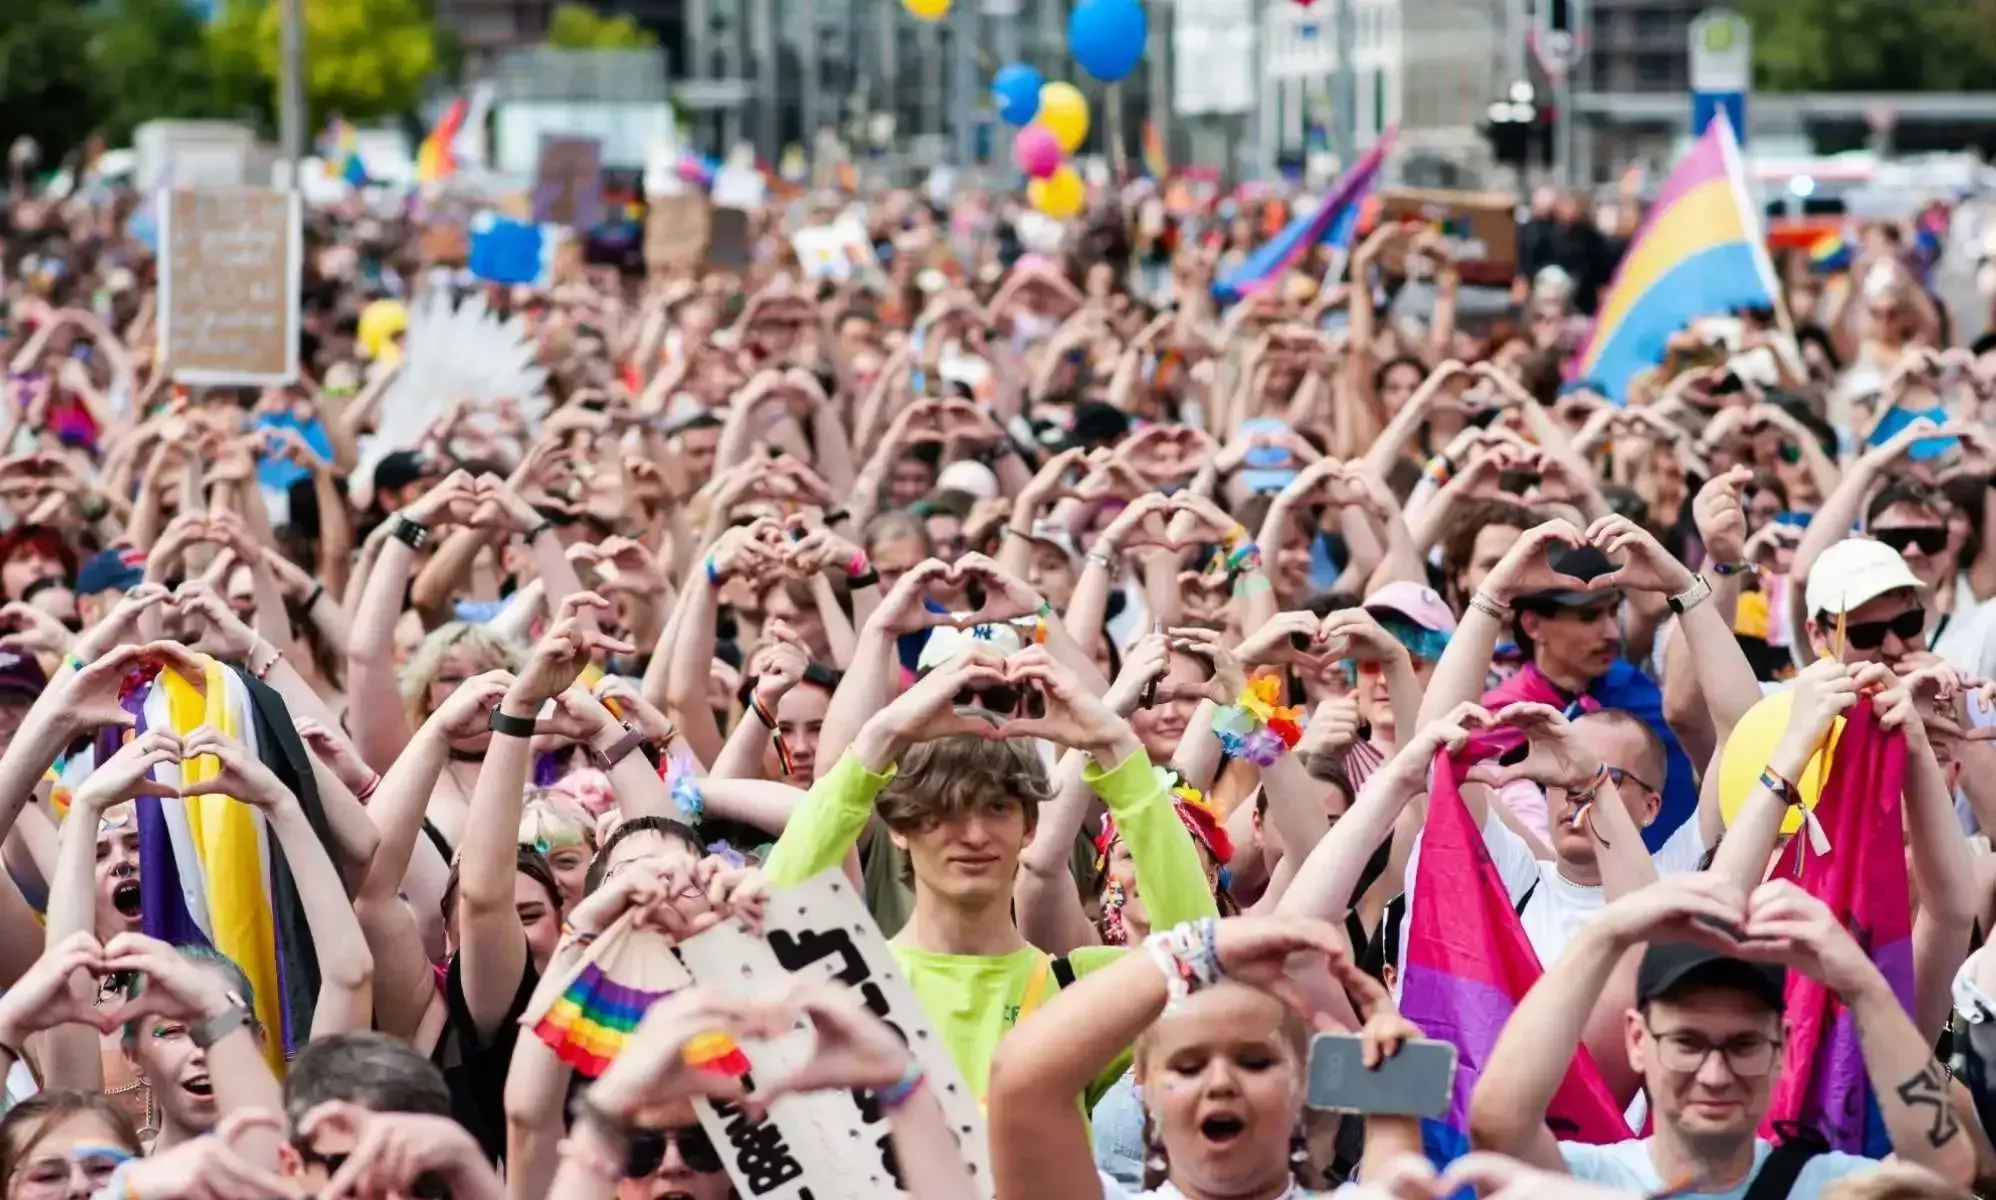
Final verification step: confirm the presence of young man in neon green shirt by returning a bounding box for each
[764,644,1218,1106]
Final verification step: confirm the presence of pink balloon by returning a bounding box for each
[1013,126,1063,180]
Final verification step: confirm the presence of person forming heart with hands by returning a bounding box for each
[1472,870,1975,1191]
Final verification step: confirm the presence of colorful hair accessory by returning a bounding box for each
[1212,672,1304,766]
[683,1030,752,1077]
[704,841,748,868]
[670,770,705,824]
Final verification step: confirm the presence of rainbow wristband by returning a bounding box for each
[61,653,84,674]
[874,1061,928,1113]
[703,554,721,586]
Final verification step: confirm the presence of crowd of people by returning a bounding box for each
[0,167,1992,1200]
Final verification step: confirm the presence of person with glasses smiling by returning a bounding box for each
[1798,539,1938,675]
[1471,875,1975,1198]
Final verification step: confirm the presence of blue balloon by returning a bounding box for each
[1068,0,1146,83]
[991,63,1044,126]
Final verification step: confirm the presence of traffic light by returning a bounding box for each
[1483,82,1539,169]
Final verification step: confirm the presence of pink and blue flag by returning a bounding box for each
[1399,749,1630,1164]
[1211,129,1395,304]
[1570,112,1781,402]
[1763,703,1912,1156]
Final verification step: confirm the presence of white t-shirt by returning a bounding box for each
[1099,1175,1355,1200]
[1561,1137,1876,1200]
[1401,803,1709,972]
[1931,575,1996,680]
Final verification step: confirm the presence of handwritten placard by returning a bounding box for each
[158,188,301,385]
[532,135,606,231]
[677,871,992,1200]
[646,195,712,271]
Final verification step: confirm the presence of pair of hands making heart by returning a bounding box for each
[123,1102,495,1200]
[1478,516,1696,607]
[1387,700,1602,795]
[0,929,250,1048]
[70,726,295,814]
[855,645,1140,770]
[1596,873,1879,999]
[398,468,546,536]
[870,554,1048,634]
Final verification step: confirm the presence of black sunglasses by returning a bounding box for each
[625,1126,725,1177]
[1841,607,1926,651]
[296,1146,451,1199]
[1874,526,1948,557]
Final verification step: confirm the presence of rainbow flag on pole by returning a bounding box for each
[1211,129,1395,303]
[1763,704,1913,1155]
[1398,749,1630,1164]
[415,97,468,186]
[1569,112,1780,402]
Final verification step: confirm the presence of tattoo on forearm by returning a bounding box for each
[1894,1062,1962,1149]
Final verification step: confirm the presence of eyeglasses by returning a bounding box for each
[625,1126,726,1177]
[10,1148,130,1199]
[1606,766,1658,795]
[1642,1020,1783,1077]
[1874,526,1948,558]
[1840,607,1926,651]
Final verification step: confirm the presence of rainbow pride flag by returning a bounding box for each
[1808,231,1854,273]
[1763,703,1912,1155]
[415,97,468,186]
[1212,129,1394,303]
[1399,749,1630,1163]
[1570,112,1780,402]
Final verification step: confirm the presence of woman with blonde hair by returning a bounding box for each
[398,622,523,847]
[519,792,598,911]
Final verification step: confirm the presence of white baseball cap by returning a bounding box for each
[1803,537,1925,619]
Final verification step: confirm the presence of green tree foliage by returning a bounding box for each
[0,1,103,163]
[0,0,446,163]
[207,0,441,129]
[546,3,657,50]
[1740,0,1996,91]
[93,0,241,141]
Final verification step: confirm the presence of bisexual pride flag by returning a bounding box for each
[1570,112,1781,402]
[1399,749,1630,1164]
[1212,129,1395,304]
[1763,703,1913,1156]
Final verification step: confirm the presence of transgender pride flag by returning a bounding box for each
[1763,704,1913,1155]
[1398,750,1630,1163]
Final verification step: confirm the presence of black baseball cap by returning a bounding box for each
[372,450,429,496]
[1636,941,1786,1012]
[1515,544,1622,611]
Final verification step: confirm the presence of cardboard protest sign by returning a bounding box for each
[708,207,754,271]
[792,213,876,281]
[1376,188,1519,285]
[676,871,993,1200]
[158,187,302,385]
[532,135,606,231]
[646,194,713,271]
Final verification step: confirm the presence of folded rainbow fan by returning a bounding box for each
[525,912,685,1076]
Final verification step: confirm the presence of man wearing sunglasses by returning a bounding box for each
[1800,537,1934,672]
[1858,481,1996,678]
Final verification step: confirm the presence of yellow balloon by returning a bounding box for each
[1037,82,1090,153]
[903,0,951,18]
[1717,690,1843,834]
[1029,165,1085,219]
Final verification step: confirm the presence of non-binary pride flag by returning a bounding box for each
[1762,703,1913,1156]
[1211,128,1395,303]
[1399,749,1630,1164]
[1570,112,1780,402]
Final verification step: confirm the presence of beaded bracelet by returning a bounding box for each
[1710,561,1760,577]
[1144,917,1222,1005]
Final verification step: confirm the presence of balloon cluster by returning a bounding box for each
[986,0,1146,219]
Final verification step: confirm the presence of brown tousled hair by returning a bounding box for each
[875,722,1052,887]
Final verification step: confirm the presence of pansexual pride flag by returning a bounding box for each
[1211,129,1395,303]
[1570,113,1781,401]
[1763,704,1912,1156]
[1399,750,1630,1163]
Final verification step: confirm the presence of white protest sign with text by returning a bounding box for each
[158,187,302,385]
